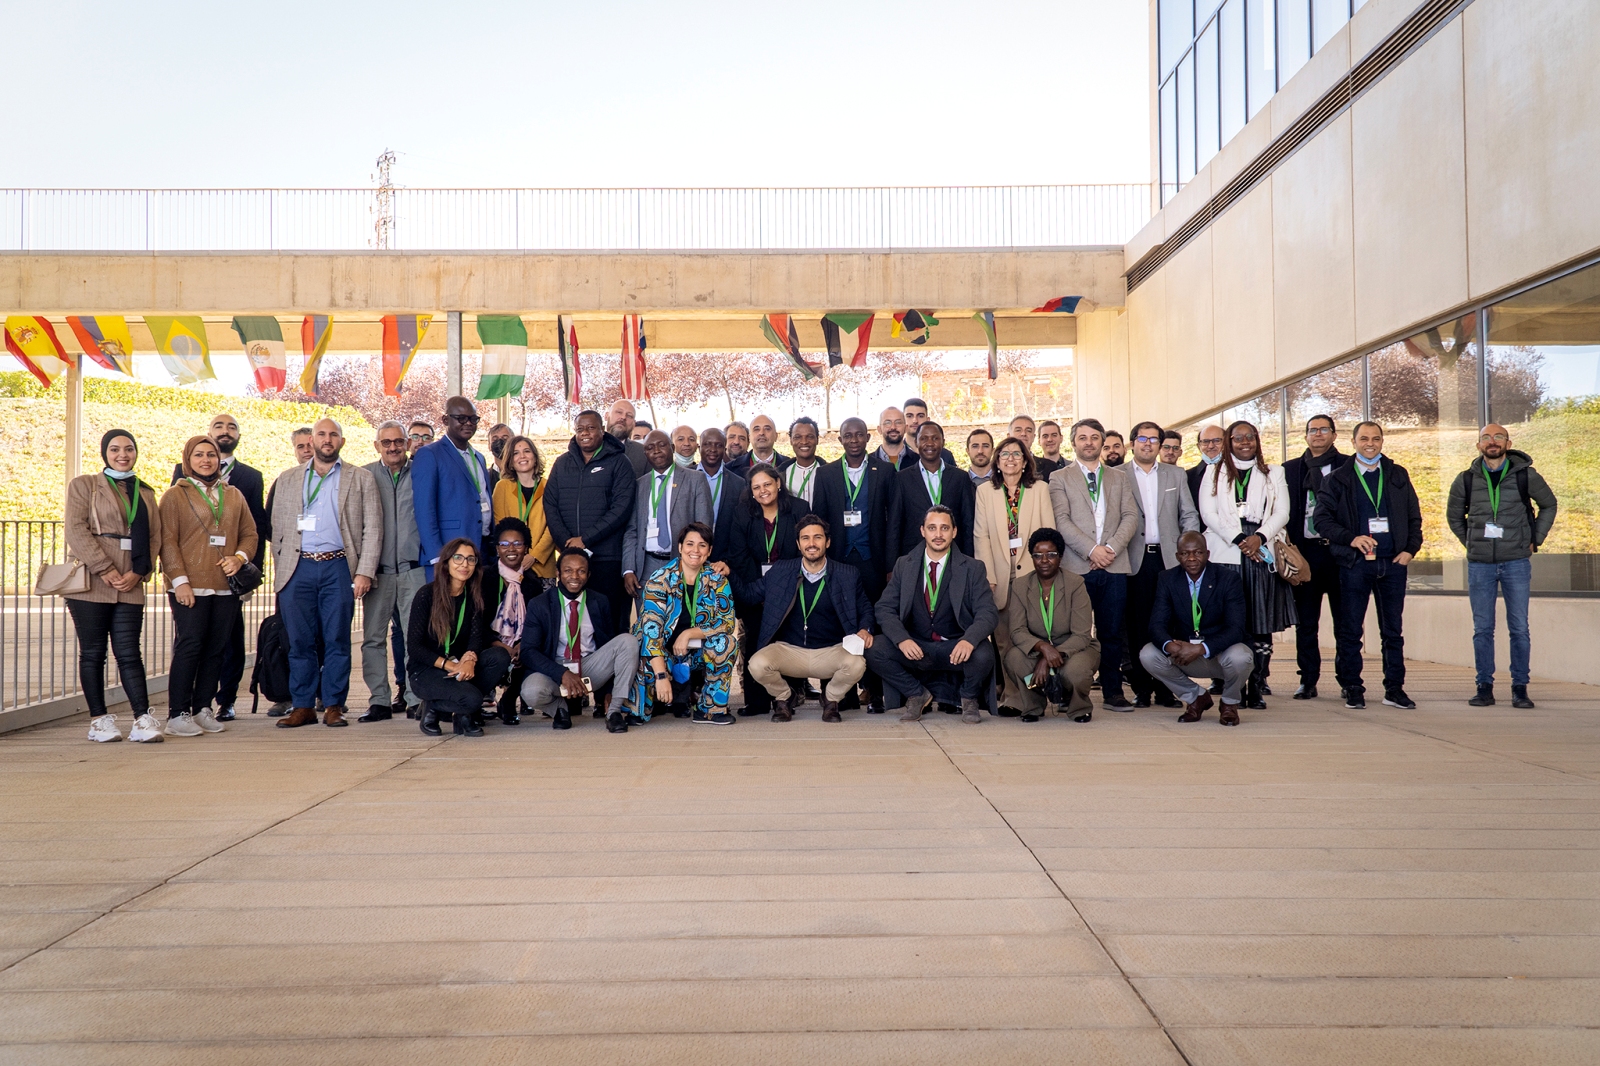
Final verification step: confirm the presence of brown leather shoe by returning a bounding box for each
[821,699,842,723]
[1176,692,1214,723]
[276,707,318,728]
[323,706,347,727]
[771,698,793,723]
[1218,702,1240,726]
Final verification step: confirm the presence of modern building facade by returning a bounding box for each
[1075,0,1600,683]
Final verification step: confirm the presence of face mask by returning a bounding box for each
[490,439,507,458]
[103,467,137,480]
[1203,453,1222,464]
[1356,452,1384,466]
[673,452,694,468]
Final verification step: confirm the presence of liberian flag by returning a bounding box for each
[620,314,648,399]
[231,316,287,392]
[476,315,528,400]
[974,311,998,380]
[821,312,873,368]
[1032,296,1093,313]
[4,316,70,387]
[890,309,938,345]
[557,315,582,404]
[144,316,216,384]
[760,314,817,381]
[65,315,135,376]
[300,315,332,395]
[382,314,432,396]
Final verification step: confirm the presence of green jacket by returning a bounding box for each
[1446,450,1557,563]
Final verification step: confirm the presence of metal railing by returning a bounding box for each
[0,185,1153,252]
[0,521,276,714]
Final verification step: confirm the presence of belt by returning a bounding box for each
[1145,544,1163,551]
[299,549,347,562]
[646,551,674,562]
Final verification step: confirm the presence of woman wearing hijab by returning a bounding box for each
[481,516,543,724]
[158,435,258,737]
[66,430,165,743]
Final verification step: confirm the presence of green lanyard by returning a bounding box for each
[844,461,866,508]
[789,462,817,500]
[1084,465,1102,506]
[1356,462,1385,514]
[564,591,585,652]
[707,472,723,516]
[188,478,224,528]
[444,594,467,657]
[683,570,701,623]
[650,472,669,523]
[1006,485,1025,534]
[1233,468,1252,502]
[924,555,950,613]
[1038,579,1056,636]
[799,575,827,631]
[1189,580,1203,637]
[389,467,403,491]
[458,447,483,495]
[518,478,540,524]
[763,517,779,561]
[1483,462,1504,519]
[106,474,139,530]
[304,466,334,511]
[923,465,943,506]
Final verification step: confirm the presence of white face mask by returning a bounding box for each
[103,467,137,480]
[1356,452,1384,466]
[1202,453,1222,464]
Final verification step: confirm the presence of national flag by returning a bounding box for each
[382,314,432,396]
[1031,296,1093,313]
[890,309,939,345]
[974,311,998,380]
[476,315,528,400]
[620,314,649,399]
[4,316,71,387]
[760,313,818,381]
[300,315,332,395]
[144,316,216,384]
[557,315,583,404]
[230,316,287,392]
[821,312,873,368]
[65,315,135,376]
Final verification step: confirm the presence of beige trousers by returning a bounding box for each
[1003,643,1098,715]
[748,642,867,701]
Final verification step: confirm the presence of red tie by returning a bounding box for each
[566,597,582,667]
[925,561,941,641]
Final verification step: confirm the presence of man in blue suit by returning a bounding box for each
[1137,531,1253,726]
[410,397,494,578]
[520,548,640,731]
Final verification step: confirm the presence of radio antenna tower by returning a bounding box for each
[372,149,397,249]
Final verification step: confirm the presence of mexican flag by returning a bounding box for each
[476,315,528,400]
[230,316,287,392]
[822,312,873,368]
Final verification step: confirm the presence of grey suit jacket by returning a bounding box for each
[1046,462,1141,575]
[363,458,421,574]
[876,547,998,647]
[1126,461,1202,573]
[269,460,383,591]
[621,465,713,578]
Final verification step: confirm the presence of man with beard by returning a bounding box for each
[747,415,793,471]
[520,547,639,729]
[1102,430,1127,467]
[1188,424,1226,512]
[723,422,753,478]
[888,421,975,559]
[1283,415,1350,700]
[875,407,911,469]
[965,429,995,485]
[1035,420,1066,478]
[622,429,713,598]
[604,399,651,476]
[1159,429,1183,466]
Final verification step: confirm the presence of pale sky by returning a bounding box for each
[1,0,1149,188]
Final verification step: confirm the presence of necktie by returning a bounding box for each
[925,561,941,641]
[655,473,668,546]
[566,597,582,666]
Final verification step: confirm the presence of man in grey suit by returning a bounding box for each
[1048,417,1141,710]
[1123,420,1202,708]
[357,421,424,723]
[622,429,713,598]
[865,505,999,723]
[269,418,383,729]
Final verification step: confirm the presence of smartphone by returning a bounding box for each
[581,676,594,695]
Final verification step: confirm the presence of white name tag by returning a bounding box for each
[761,564,772,576]
[1484,522,1505,539]
[1368,517,1390,534]
[481,500,492,515]
[1190,638,1205,645]
[209,535,227,547]
[1236,501,1249,518]
[1009,537,1022,550]
[843,510,863,527]
[119,538,133,551]
[687,638,704,650]
[297,514,317,532]
[565,660,581,672]
[1320,465,1332,477]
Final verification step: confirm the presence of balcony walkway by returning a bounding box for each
[1,655,1598,1065]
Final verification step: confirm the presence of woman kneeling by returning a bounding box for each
[408,538,511,736]
[1002,528,1100,722]
[626,523,738,725]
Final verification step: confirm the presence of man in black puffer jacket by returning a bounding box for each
[543,410,639,630]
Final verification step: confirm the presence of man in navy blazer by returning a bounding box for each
[814,416,897,598]
[519,548,640,731]
[1137,531,1253,725]
[734,515,875,722]
[887,421,975,558]
[410,397,494,578]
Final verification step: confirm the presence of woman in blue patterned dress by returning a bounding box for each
[626,521,739,725]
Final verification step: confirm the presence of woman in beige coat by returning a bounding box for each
[972,436,1056,713]
[157,435,258,737]
[66,430,165,743]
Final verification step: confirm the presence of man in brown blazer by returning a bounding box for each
[1047,418,1140,709]
[269,418,383,728]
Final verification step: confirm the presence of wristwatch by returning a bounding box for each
[655,671,668,680]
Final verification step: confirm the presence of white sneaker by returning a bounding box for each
[164,713,203,737]
[194,708,226,733]
[87,714,123,742]
[128,714,165,743]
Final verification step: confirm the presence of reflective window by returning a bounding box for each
[1223,390,1284,464]
[1313,0,1350,51]
[1195,22,1221,171]
[1177,53,1197,184]
[1247,0,1277,118]
[1160,0,1195,78]
[1277,0,1312,86]
[1220,0,1247,142]
[1160,76,1179,205]
[1287,360,1364,454]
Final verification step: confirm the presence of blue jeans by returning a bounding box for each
[283,556,356,708]
[1081,569,1128,699]
[1469,557,1531,686]
[1335,559,1408,695]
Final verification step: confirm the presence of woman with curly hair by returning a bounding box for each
[626,522,738,726]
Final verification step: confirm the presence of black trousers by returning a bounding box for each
[736,604,770,713]
[1124,546,1175,701]
[410,646,513,722]
[1291,540,1341,686]
[587,562,631,640]
[67,600,149,717]
[844,549,887,701]
[168,594,241,718]
[866,636,995,703]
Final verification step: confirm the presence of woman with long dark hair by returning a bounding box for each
[972,436,1055,713]
[66,430,165,743]
[407,536,511,736]
[626,522,738,725]
[1197,419,1295,707]
[492,435,555,584]
[715,463,807,715]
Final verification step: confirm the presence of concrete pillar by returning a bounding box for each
[496,396,509,427]
[446,312,462,397]
[64,354,83,489]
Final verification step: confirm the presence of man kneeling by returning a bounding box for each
[520,547,639,730]
[1137,531,1253,726]
[866,505,998,723]
[742,515,874,722]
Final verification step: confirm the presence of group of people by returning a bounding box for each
[63,392,1557,744]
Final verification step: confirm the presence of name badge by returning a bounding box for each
[119,538,133,551]
[1190,638,1205,645]
[481,500,493,516]
[761,564,772,576]
[565,660,581,673]
[209,535,227,547]
[1009,537,1022,550]
[297,514,317,532]
[1368,517,1390,534]
[1484,522,1505,539]
[843,510,863,527]
[687,638,704,650]
[1236,501,1249,518]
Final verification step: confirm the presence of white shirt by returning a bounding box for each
[644,468,674,555]
[703,468,726,522]
[801,562,827,584]
[920,460,946,503]
[1133,462,1161,541]
[1076,460,1108,542]
[786,459,820,506]
[456,444,492,536]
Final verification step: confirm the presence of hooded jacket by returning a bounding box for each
[542,434,637,561]
[1446,449,1557,563]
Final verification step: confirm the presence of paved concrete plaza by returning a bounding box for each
[2,654,1598,1065]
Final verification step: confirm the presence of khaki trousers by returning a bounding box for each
[1002,642,1098,716]
[748,642,867,701]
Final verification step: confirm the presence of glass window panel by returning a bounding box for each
[1195,22,1221,170]
[1277,0,1312,86]
[1160,75,1179,204]
[1222,390,1283,464]
[1486,260,1600,591]
[1286,359,1365,453]
[1312,0,1349,52]
[1370,314,1481,590]
[1197,0,1224,26]
[1160,0,1195,78]
[1246,0,1276,118]
[1177,52,1197,184]
[1220,0,1247,144]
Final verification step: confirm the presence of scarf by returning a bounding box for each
[492,561,526,646]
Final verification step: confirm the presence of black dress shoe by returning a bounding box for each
[1292,685,1317,700]
[214,705,236,722]
[1132,694,1153,708]
[867,698,885,714]
[996,706,1023,718]
[454,713,484,737]
[419,709,442,736]
[553,704,572,730]
[1511,685,1535,709]
[1104,695,1135,711]
[1259,682,1272,696]
[404,705,419,720]
[1072,709,1092,723]
[606,710,628,733]
[1156,695,1183,708]
[1021,713,1041,722]
[938,702,960,715]
[1468,684,1495,707]
[358,706,393,723]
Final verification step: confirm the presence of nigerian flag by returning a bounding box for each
[476,315,528,399]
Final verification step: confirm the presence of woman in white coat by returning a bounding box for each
[973,437,1056,714]
[1197,420,1297,708]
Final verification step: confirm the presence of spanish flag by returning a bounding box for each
[144,316,216,384]
[4,316,70,387]
[66,316,135,377]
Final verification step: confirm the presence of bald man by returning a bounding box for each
[747,415,793,471]
[671,425,699,468]
[605,399,651,476]
[1187,424,1226,515]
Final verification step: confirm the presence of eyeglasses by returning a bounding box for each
[495,540,525,549]
[449,554,477,565]
[997,450,1025,460]
[407,432,432,441]
[1481,432,1509,442]
[379,438,406,448]
[1199,437,1225,446]
[1030,550,1061,559]
[1231,435,1258,443]
[1306,426,1333,436]
[448,413,481,424]
[1134,436,1160,444]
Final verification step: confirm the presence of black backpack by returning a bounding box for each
[249,613,292,711]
